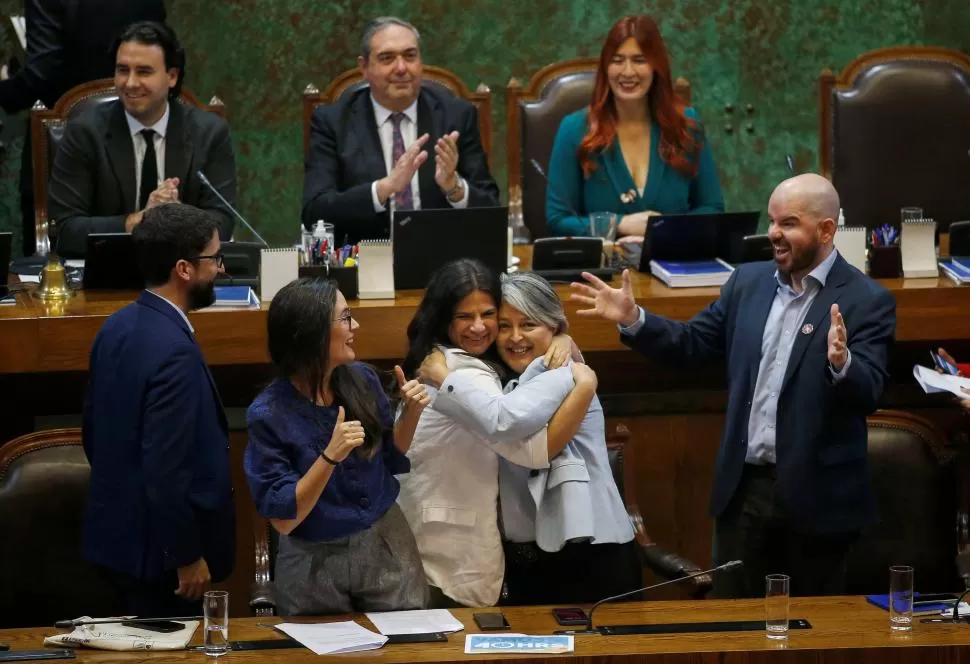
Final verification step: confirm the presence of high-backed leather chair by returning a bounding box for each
[507,59,691,239]
[301,65,492,159]
[249,422,709,614]
[30,79,226,255]
[819,47,970,231]
[845,410,967,594]
[0,429,124,628]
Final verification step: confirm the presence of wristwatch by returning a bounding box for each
[444,179,464,199]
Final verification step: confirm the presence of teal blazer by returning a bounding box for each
[545,108,724,236]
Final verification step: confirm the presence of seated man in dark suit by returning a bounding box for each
[572,174,896,598]
[302,16,499,244]
[82,203,235,617]
[49,21,236,257]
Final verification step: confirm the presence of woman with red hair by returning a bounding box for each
[545,16,724,238]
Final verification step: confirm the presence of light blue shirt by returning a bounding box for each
[620,249,851,464]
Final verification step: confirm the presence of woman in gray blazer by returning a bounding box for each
[424,272,639,605]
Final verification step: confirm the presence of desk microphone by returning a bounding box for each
[54,616,202,629]
[785,154,795,176]
[529,158,587,224]
[196,170,269,247]
[565,559,743,634]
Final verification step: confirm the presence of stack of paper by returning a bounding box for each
[275,621,387,655]
[649,259,734,288]
[913,364,970,398]
[366,609,464,635]
[939,259,970,285]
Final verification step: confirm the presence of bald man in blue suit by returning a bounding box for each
[571,174,895,598]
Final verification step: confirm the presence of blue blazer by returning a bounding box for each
[546,108,724,236]
[622,255,895,534]
[82,292,235,582]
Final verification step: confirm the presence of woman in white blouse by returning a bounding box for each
[396,259,597,607]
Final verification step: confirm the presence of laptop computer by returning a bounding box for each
[216,240,261,288]
[0,232,11,299]
[392,207,508,290]
[84,233,143,290]
[639,211,760,270]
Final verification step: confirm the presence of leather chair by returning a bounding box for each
[301,66,492,159]
[30,79,226,255]
[249,422,710,615]
[845,410,967,595]
[819,47,970,231]
[506,59,691,239]
[0,429,125,628]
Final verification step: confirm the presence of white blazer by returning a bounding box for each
[396,347,575,606]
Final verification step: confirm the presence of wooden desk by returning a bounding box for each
[1,597,969,662]
[3,247,970,373]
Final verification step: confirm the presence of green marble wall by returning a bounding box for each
[0,0,968,254]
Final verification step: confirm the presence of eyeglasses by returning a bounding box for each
[334,311,354,327]
[188,253,224,268]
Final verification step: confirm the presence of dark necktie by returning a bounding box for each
[138,128,158,211]
[389,113,413,210]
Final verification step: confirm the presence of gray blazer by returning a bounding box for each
[432,357,634,552]
[49,99,236,257]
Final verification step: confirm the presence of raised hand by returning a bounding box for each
[434,131,460,193]
[569,269,639,327]
[827,303,848,370]
[395,365,431,413]
[379,134,430,199]
[323,406,365,463]
[417,349,450,388]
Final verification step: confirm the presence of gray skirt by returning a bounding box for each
[274,503,430,615]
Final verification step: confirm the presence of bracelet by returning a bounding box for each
[320,451,339,466]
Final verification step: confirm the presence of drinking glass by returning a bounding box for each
[889,565,914,631]
[765,574,790,639]
[203,590,229,656]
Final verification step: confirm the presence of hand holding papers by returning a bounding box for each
[913,365,970,399]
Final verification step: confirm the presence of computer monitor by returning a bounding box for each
[84,233,142,290]
[391,207,508,290]
[640,211,761,270]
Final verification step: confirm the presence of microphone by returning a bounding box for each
[785,154,795,176]
[55,616,202,629]
[529,158,587,224]
[196,169,269,247]
[567,559,743,634]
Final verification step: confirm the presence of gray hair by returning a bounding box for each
[360,16,421,60]
[500,272,568,335]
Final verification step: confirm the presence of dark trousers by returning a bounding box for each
[713,464,859,599]
[502,539,641,606]
[101,568,202,618]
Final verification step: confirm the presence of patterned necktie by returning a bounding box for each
[138,128,158,211]
[389,112,413,210]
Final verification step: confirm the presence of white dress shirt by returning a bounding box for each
[145,289,193,333]
[124,103,170,208]
[368,95,468,213]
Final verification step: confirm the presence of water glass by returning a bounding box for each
[203,590,230,656]
[588,212,617,242]
[889,565,914,631]
[765,574,790,639]
[900,207,923,224]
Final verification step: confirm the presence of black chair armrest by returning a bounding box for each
[627,506,712,599]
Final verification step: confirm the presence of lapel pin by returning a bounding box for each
[801,323,814,335]
[619,188,637,204]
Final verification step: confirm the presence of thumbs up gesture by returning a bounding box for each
[395,365,431,414]
[323,406,365,463]
[827,304,848,371]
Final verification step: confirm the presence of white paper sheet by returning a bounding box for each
[913,364,970,399]
[275,621,387,655]
[365,609,465,635]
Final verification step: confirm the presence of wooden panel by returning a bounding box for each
[3,597,970,661]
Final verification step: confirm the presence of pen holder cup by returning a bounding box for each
[868,245,902,279]
[298,265,359,299]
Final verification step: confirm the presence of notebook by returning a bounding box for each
[357,239,394,299]
[901,219,938,278]
[213,285,259,307]
[939,260,970,285]
[866,593,957,616]
[834,226,867,273]
[259,247,298,302]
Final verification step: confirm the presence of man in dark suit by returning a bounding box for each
[82,203,235,617]
[49,21,236,257]
[302,16,499,244]
[572,174,896,598]
[0,0,167,257]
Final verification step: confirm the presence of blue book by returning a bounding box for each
[649,258,734,288]
[213,285,259,307]
[939,260,970,285]
[866,593,956,615]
